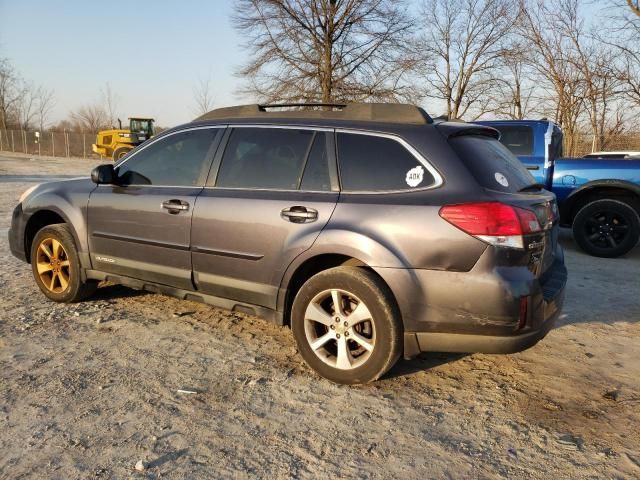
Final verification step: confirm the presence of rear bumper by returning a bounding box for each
[9,203,28,262]
[405,284,564,356]
[375,245,568,358]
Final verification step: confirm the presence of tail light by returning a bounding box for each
[439,202,541,249]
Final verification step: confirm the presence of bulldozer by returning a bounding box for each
[92,117,155,160]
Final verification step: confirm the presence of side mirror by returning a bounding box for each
[91,164,116,185]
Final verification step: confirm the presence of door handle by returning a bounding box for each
[161,199,190,213]
[526,165,540,171]
[281,206,318,223]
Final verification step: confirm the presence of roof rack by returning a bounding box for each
[195,103,433,125]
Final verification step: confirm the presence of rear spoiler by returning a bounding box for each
[435,122,500,140]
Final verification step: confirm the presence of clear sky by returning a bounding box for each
[0,0,246,127]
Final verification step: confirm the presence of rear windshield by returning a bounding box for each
[449,135,538,192]
[492,125,534,156]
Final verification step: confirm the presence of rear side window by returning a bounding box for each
[337,133,435,192]
[216,128,314,190]
[450,135,537,192]
[493,126,534,156]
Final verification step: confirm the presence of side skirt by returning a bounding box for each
[84,269,285,326]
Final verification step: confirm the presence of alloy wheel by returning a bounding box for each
[36,237,71,293]
[583,210,630,250]
[303,289,376,370]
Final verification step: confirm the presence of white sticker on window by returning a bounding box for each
[494,172,509,187]
[406,165,424,187]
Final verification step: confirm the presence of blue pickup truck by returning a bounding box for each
[479,120,640,258]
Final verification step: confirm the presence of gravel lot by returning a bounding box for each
[0,153,639,479]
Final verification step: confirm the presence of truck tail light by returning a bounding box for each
[439,202,541,249]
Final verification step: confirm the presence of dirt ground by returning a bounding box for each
[0,153,638,479]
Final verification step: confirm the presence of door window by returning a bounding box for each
[216,128,315,190]
[300,133,331,191]
[337,133,435,191]
[116,128,217,186]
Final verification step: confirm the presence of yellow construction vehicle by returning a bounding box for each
[92,117,155,160]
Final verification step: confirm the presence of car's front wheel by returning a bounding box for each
[30,224,98,302]
[291,267,402,384]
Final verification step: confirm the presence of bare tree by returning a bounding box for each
[35,87,55,132]
[417,0,519,120]
[0,58,23,130]
[70,104,109,132]
[233,0,417,103]
[101,83,120,127]
[16,81,38,129]
[192,75,215,116]
[518,0,589,155]
[485,42,542,120]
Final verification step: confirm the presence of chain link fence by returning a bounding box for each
[0,129,101,159]
[1,128,639,160]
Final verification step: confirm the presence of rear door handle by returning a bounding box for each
[526,165,540,171]
[281,206,318,223]
[161,199,190,213]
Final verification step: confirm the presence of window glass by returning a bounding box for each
[117,129,215,186]
[337,133,434,191]
[449,135,537,192]
[216,128,314,190]
[493,126,534,156]
[300,133,331,191]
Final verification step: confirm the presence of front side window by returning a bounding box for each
[216,128,316,190]
[337,133,435,192]
[116,129,216,186]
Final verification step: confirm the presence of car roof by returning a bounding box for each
[193,103,433,126]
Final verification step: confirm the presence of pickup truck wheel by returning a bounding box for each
[112,147,131,161]
[291,267,402,384]
[573,199,640,258]
[30,224,98,302]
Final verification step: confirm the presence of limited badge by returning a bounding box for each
[494,172,509,187]
[406,165,424,187]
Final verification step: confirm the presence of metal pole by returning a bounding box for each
[83,132,86,159]
[0,129,3,151]
[11,130,15,152]
[52,131,55,157]
[22,130,26,153]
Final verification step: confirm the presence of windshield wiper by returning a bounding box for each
[518,183,545,192]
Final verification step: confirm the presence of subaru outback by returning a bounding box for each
[9,103,567,384]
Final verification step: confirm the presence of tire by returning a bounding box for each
[112,147,131,161]
[291,267,402,384]
[572,199,640,258]
[30,224,98,302]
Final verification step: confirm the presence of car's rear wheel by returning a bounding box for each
[291,267,402,384]
[30,224,98,302]
[573,199,640,258]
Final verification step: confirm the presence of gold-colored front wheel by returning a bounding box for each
[30,224,97,303]
[36,237,71,293]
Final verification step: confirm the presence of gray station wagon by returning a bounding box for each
[9,103,567,384]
